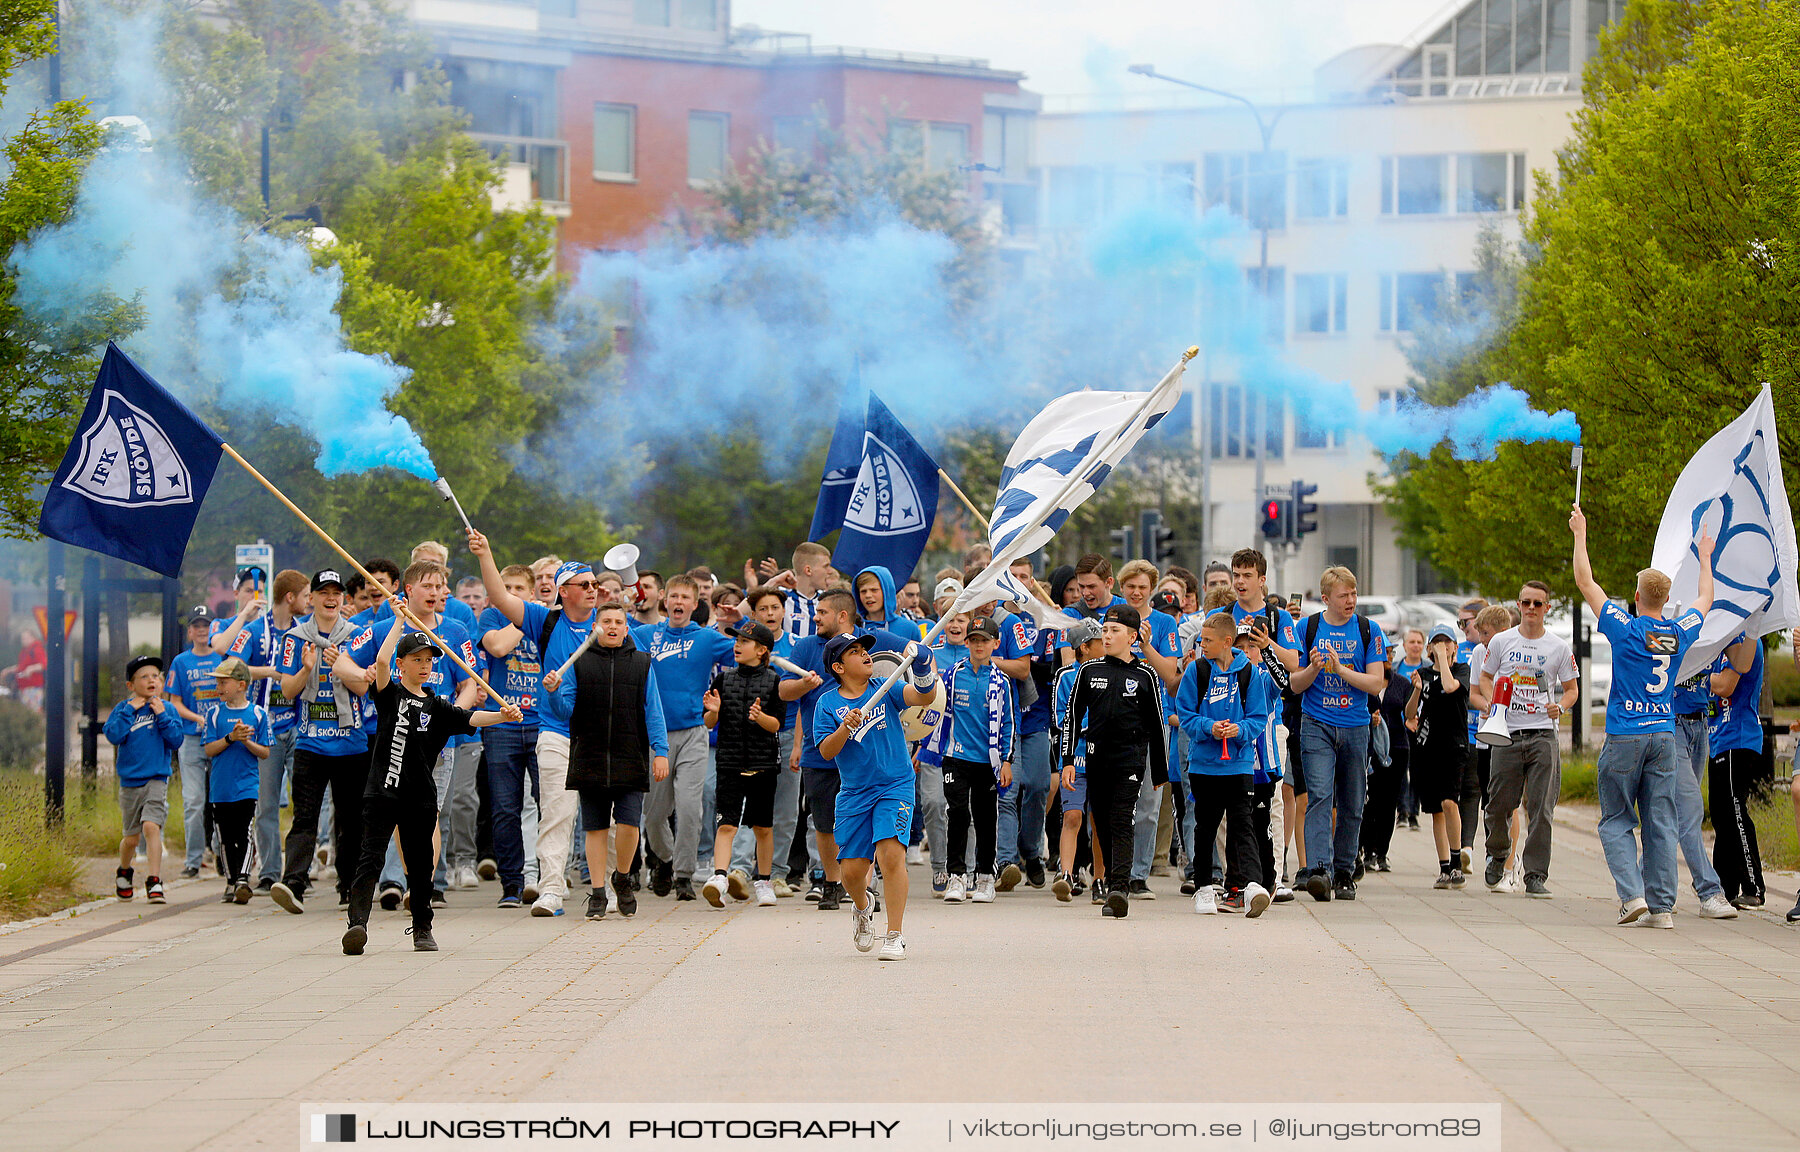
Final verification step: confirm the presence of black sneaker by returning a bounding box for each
[1485,856,1505,889]
[219,885,237,903]
[498,890,522,909]
[412,929,438,952]
[1407,816,1420,831]
[1104,889,1130,918]
[612,871,638,917]
[1787,896,1800,923]
[673,877,696,902]
[1351,854,1367,883]
[430,889,448,908]
[1024,859,1047,888]
[650,856,674,898]
[1090,881,1107,906]
[115,867,133,901]
[1305,871,1331,902]
[1372,854,1392,874]
[1524,874,1552,898]
[1128,878,1154,900]
[342,924,368,955]
[1334,873,1357,901]
[255,877,274,893]
[585,889,608,920]
[1180,878,1197,896]
[233,879,252,904]
[816,881,842,911]
[379,884,403,911]
[1070,873,1086,897]
[805,868,826,902]
[270,881,304,914]
[180,866,200,879]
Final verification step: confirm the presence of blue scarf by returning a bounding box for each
[917,658,1010,783]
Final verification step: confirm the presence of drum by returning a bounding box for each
[871,649,946,741]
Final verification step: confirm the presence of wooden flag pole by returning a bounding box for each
[937,468,992,534]
[220,443,503,700]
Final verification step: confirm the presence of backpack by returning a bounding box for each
[538,608,563,661]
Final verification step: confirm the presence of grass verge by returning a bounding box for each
[1751,784,1800,872]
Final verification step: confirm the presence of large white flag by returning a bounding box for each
[1650,384,1800,680]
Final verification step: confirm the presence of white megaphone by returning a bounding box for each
[603,542,644,605]
[1477,675,1514,748]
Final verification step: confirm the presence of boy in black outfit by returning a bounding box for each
[1406,624,1470,889]
[702,621,786,907]
[343,624,519,955]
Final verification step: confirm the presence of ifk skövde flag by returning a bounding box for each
[807,365,866,544]
[1650,383,1800,681]
[38,342,224,578]
[829,393,939,583]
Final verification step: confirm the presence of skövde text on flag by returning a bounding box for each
[1650,383,1800,681]
[830,393,939,582]
[806,367,865,543]
[38,342,224,578]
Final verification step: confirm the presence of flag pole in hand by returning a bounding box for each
[1571,444,1583,506]
[219,444,502,700]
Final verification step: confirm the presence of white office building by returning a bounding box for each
[1034,0,1628,594]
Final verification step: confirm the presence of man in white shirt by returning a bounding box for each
[1478,580,1578,897]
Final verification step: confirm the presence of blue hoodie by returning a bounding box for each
[104,698,185,786]
[853,565,924,640]
[1175,650,1278,776]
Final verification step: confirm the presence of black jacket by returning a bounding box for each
[712,662,783,772]
[1060,654,1170,785]
[567,635,655,792]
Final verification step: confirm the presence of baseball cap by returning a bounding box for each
[185,605,212,627]
[822,632,875,677]
[732,620,776,649]
[395,631,444,661]
[933,577,963,603]
[966,615,1000,641]
[126,654,164,680]
[1151,589,1182,616]
[311,569,345,592]
[1428,623,1458,645]
[1063,617,1103,649]
[210,656,252,683]
[234,566,266,589]
[1103,604,1142,632]
[554,561,593,590]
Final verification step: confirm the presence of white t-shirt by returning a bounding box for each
[1481,627,1577,732]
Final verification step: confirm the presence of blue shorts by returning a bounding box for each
[1059,771,1087,813]
[834,793,914,861]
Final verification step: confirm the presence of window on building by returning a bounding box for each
[1047,166,1099,229]
[1159,163,1196,215]
[928,123,968,173]
[982,111,1034,181]
[1515,0,1544,71]
[1248,266,1285,343]
[1264,394,1286,459]
[1455,271,1482,304]
[1203,152,1245,217]
[633,0,669,26]
[1295,159,1349,220]
[887,118,924,159]
[1384,0,1574,90]
[1377,388,1399,414]
[1547,0,1572,70]
[679,0,716,30]
[448,59,558,139]
[1379,272,1447,332]
[539,0,576,17]
[1327,545,1360,573]
[1205,152,1285,230]
[1381,155,1448,215]
[1210,385,1283,459]
[1294,408,1345,450]
[772,116,817,156]
[688,111,728,184]
[592,103,635,180]
[1586,0,1625,63]
[1456,153,1508,212]
[1294,273,1348,335]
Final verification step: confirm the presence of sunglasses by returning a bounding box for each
[1519,598,1547,608]
[565,580,598,590]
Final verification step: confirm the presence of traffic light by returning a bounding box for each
[1109,525,1135,564]
[1291,479,1319,537]
[1139,509,1176,565]
[1260,496,1290,541]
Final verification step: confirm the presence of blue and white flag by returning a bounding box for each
[1650,383,1800,680]
[39,343,224,578]
[831,393,939,581]
[807,366,865,543]
[960,567,1081,633]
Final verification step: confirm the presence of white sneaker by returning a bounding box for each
[726,868,751,901]
[1618,897,1648,925]
[521,881,540,904]
[878,931,906,960]
[702,874,729,908]
[1457,847,1472,874]
[754,879,776,906]
[943,875,966,903]
[459,865,481,890]
[772,876,794,898]
[1699,894,1739,919]
[1244,882,1271,918]
[852,897,877,952]
[971,874,996,903]
[906,844,924,866]
[1641,911,1675,929]
[1192,886,1218,915]
[530,892,563,917]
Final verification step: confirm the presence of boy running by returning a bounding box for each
[104,655,185,902]
[702,621,785,906]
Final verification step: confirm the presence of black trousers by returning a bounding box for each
[1709,747,1766,902]
[1085,746,1145,893]
[210,798,256,884]
[349,794,437,934]
[1459,745,1489,853]
[282,749,370,898]
[1252,777,1277,890]
[1189,772,1258,892]
[943,757,998,878]
[1362,742,1406,857]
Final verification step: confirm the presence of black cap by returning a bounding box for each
[732,621,776,649]
[1103,604,1142,632]
[965,615,1000,641]
[822,632,874,678]
[185,605,212,627]
[311,569,345,592]
[1151,589,1182,616]
[395,631,443,661]
[126,654,164,680]
[235,566,266,589]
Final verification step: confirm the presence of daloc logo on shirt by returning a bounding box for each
[59,389,196,509]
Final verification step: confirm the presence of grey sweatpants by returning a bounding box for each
[1484,728,1559,879]
[644,726,709,880]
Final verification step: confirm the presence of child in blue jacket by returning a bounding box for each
[104,655,186,903]
[1175,612,1278,917]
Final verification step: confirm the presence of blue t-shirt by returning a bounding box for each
[276,617,379,756]
[478,605,540,729]
[1052,663,1088,773]
[1706,638,1763,753]
[1299,614,1388,728]
[220,615,302,736]
[372,595,479,635]
[519,601,595,739]
[166,648,223,737]
[645,620,738,731]
[812,677,914,803]
[353,616,472,701]
[946,661,1017,764]
[1457,639,1482,744]
[202,701,272,803]
[1054,594,1129,655]
[1009,611,1058,737]
[782,626,911,772]
[931,638,969,674]
[1596,602,1702,736]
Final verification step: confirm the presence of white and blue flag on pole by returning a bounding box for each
[1650,383,1800,680]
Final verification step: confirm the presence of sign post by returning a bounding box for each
[235,541,274,607]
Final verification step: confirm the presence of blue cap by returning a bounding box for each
[1428,623,1457,645]
[554,562,593,590]
[822,632,875,678]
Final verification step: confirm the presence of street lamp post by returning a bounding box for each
[1128,65,1287,562]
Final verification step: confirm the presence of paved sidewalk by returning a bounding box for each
[0,814,1793,1152]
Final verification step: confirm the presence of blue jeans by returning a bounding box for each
[483,725,539,891]
[1596,732,1680,912]
[997,729,1052,867]
[1299,715,1369,878]
[1674,716,1723,900]
[177,733,212,870]
[254,727,298,883]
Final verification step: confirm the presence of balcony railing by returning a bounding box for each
[471,133,570,214]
